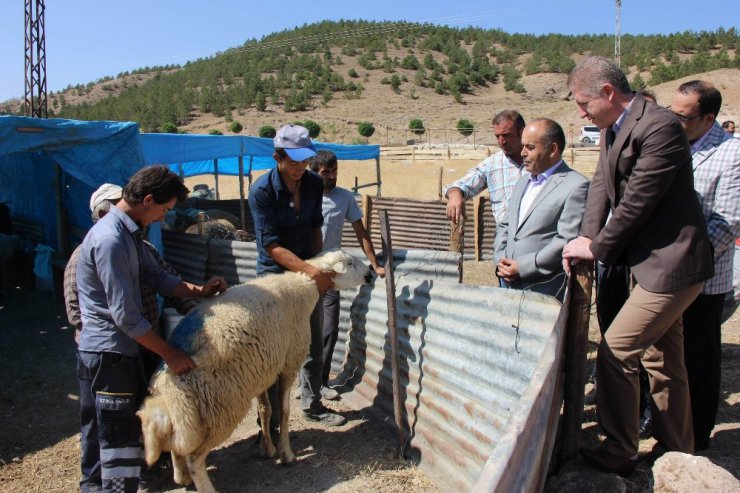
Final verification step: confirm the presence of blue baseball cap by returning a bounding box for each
[274,124,317,162]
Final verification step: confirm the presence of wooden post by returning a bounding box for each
[213,158,220,200]
[362,194,372,232]
[379,210,405,457]
[238,156,246,230]
[196,211,206,235]
[473,129,477,149]
[556,261,594,469]
[375,156,382,197]
[473,196,483,261]
[437,167,443,200]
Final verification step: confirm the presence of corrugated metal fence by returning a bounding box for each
[161,231,567,491]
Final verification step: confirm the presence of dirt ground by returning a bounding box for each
[1,156,738,492]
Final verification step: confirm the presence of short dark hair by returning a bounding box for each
[307,150,338,172]
[531,118,566,153]
[122,165,189,205]
[722,120,735,129]
[492,109,525,131]
[677,80,722,117]
[568,56,631,97]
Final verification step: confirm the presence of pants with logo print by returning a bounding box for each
[78,351,147,493]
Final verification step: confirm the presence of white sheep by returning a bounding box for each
[137,249,372,493]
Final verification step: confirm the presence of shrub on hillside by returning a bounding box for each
[348,68,359,78]
[409,118,425,136]
[208,129,223,135]
[301,120,321,138]
[229,121,243,133]
[161,122,178,134]
[357,121,375,140]
[457,119,474,137]
[258,125,277,138]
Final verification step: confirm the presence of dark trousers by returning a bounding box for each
[299,300,324,411]
[321,290,340,385]
[78,351,147,493]
[683,292,725,443]
[596,263,651,417]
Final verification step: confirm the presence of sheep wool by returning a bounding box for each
[138,249,371,493]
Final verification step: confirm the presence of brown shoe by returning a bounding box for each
[580,447,638,476]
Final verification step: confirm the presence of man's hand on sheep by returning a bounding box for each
[135,330,196,375]
[307,265,335,295]
[200,276,228,297]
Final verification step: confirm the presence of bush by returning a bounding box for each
[161,122,178,134]
[301,119,321,138]
[357,121,375,138]
[258,125,277,138]
[456,119,474,137]
[348,68,359,78]
[409,118,425,136]
[208,129,223,135]
[229,121,243,133]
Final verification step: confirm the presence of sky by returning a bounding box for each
[1,0,738,102]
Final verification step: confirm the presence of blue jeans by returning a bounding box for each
[78,351,147,493]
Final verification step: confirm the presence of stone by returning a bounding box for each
[652,452,740,492]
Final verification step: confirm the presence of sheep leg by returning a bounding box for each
[171,451,192,486]
[257,391,277,458]
[277,373,296,464]
[186,450,217,493]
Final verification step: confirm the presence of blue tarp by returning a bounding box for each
[0,116,380,250]
[139,133,380,176]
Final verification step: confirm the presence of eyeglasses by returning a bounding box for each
[672,111,702,123]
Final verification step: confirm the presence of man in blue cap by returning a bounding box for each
[249,124,346,427]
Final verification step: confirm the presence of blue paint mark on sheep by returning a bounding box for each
[168,309,206,354]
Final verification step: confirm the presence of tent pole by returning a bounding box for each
[54,162,69,259]
[375,156,382,197]
[178,163,184,179]
[214,158,219,200]
[248,156,253,191]
[238,156,246,230]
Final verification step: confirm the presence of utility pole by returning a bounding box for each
[24,0,48,118]
[615,0,622,66]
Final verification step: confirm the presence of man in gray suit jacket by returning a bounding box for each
[563,56,714,476]
[494,118,589,300]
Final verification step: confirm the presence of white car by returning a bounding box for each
[580,125,601,145]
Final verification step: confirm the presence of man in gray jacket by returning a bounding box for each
[494,118,589,300]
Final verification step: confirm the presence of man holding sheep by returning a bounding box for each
[249,124,346,427]
[76,166,227,493]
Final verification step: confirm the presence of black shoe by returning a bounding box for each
[303,407,347,426]
[138,462,171,492]
[580,447,638,477]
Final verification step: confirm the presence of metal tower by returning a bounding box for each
[615,0,622,65]
[24,0,48,118]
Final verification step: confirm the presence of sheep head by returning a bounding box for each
[308,249,372,290]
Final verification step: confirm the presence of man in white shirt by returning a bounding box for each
[494,118,589,300]
[308,150,385,396]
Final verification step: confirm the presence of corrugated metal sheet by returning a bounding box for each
[206,238,259,285]
[162,230,208,284]
[333,279,566,492]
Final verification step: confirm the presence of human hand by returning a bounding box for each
[164,347,196,375]
[201,277,228,297]
[562,236,593,275]
[446,189,465,225]
[373,265,386,278]
[309,267,335,296]
[496,258,520,282]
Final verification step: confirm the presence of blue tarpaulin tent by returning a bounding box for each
[0,115,381,254]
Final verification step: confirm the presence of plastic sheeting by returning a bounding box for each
[139,133,380,176]
[0,116,380,250]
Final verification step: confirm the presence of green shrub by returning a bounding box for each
[456,119,474,137]
[357,121,375,138]
[161,122,178,134]
[208,129,223,135]
[348,68,359,78]
[409,118,425,136]
[258,125,277,138]
[301,119,321,138]
[229,121,243,133]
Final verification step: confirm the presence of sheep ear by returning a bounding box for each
[332,261,347,274]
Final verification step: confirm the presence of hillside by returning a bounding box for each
[2,21,738,144]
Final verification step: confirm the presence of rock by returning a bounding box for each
[652,452,739,492]
[545,469,628,493]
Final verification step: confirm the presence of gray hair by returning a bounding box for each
[568,56,631,97]
[91,199,115,223]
